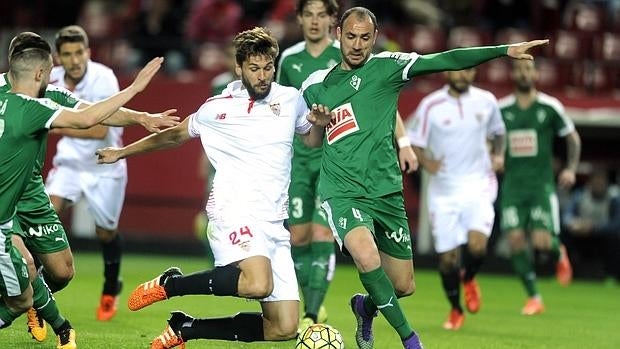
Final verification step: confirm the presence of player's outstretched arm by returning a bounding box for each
[51,57,163,129]
[302,103,332,148]
[96,116,192,164]
[102,108,180,132]
[410,40,549,77]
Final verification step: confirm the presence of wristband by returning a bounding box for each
[397,136,411,149]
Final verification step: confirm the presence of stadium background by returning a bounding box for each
[1,0,619,279]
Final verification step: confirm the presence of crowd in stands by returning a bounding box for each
[2,0,620,95]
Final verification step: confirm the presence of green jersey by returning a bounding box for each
[277,40,340,159]
[0,92,62,222]
[499,92,574,193]
[0,73,80,174]
[302,46,508,200]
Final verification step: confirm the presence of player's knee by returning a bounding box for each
[51,263,75,284]
[244,277,273,299]
[96,228,118,243]
[7,292,34,315]
[468,243,487,257]
[394,280,415,297]
[269,321,298,341]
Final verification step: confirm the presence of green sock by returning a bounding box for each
[511,250,538,297]
[305,242,335,317]
[0,299,19,328]
[32,275,66,329]
[550,236,561,264]
[292,244,312,303]
[359,267,413,339]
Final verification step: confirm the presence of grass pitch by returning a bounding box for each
[3,252,619,348]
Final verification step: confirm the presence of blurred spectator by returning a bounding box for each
[127,0,190,73]
[562,169,620,282]
[186,0,243,45]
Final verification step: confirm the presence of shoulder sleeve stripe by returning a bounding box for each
[44,109,63,129]
[301,68,330,91]
[538,92,574,136]
[498,94,516,108]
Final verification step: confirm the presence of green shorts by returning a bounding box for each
[1,223,30,297]
[13,177,70,254]
[500,187,560,235]
[288,155,328,227]
[321,192,413,260]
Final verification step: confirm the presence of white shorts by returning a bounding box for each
[207,219,299,302]
[428,176,497,253]
[46,166,127,230]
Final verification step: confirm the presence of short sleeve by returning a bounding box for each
[44,85,81,109]
[550,101,575,137]
[187,113,201,138]
[294,91,312,134]
[22,98,63,134]
[486,96,506,137]
[373,52,419,83]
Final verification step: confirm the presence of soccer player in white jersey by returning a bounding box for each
[45,25,126,321]
[408,68,506,330]
[96,27,332,349]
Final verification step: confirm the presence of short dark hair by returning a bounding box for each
[297,0,339,16]
[8,32,50,62]
[233,27,279,66]
[9,47,52,81]
[339,7,377,31]
[55,25,89,52]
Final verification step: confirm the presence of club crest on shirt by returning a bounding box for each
[350,75,361,91]
[325,102,360,144]
[270,102,281,117]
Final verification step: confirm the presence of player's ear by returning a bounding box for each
[336,26,342,38]
[85,47,91,60]
[235,64,242,77]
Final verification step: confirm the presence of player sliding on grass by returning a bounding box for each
[299,6,549,349]
[96,27,332,349]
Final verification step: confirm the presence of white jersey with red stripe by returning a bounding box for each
[408,85,505,194]
[49,60,126,177]
[188,80,312,222]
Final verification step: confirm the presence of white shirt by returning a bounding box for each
[49,60,126,177]
[408,85,505,192]
[188,81,312,222]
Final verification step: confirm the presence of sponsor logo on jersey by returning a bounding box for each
[28,224,61,237]
[508,129,538,157]
[384,227,410,244]
[270,102,281,117]
[350,75,361,91]
[292,63,303,72]
[215,113,226,120]
[504,112,514,121]
[325,102,359,144]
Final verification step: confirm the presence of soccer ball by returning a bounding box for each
[295,323,345,349]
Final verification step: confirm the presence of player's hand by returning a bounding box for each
[129,57,164,93]
[96,147,123,164]
[558,168,576,188]
[307,104,333,127]
[492,154,505,172]
[399,146,419,173]
[507,40,549,60]
[423,157,443,174]
[141,109,180,133]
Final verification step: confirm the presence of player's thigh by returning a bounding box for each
[463,195,496,250]
[261,300,299,340]
[261,225,299,303]
[0,224,31,298]
[45,166,82,203]
[372,193,413,260]
[529,191,561,236]
[500,195,529,233]
[320,197,375,256]
[428,195,464,254]
[82,174,127,231]
[14,200,70,256]
[35,248,75,281]
[288,160,318,226]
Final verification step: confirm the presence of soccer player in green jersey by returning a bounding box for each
[276,0,341,332]
[499,59,581,315]
[0,34,162,346]
[2,32,178,344]
[301,6,548,348]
